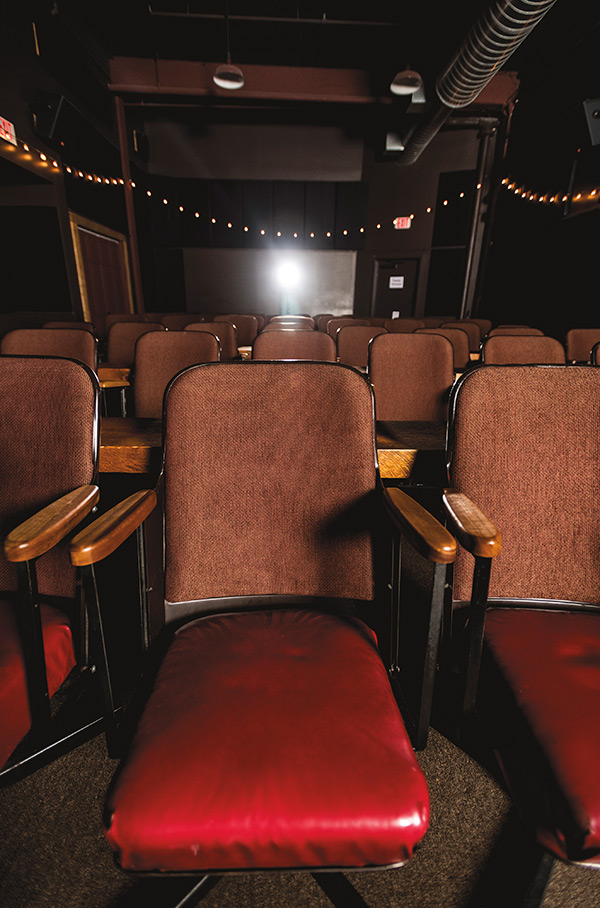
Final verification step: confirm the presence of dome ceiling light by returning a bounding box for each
[213,0,244,91]
[213,62,245,90]
[390,68,423,96]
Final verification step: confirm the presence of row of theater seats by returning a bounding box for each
[5,315,600,424]
[0,351,598,907]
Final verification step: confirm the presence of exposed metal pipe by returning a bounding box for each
[398,0,559,165]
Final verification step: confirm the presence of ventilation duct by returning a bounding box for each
[397,0,559,164]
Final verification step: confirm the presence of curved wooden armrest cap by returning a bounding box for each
[443,488,501,558]
[4,485,100,563]
[383,487,457,564]
[70,489,157,566]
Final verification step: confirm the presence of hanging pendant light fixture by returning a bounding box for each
[213,0,245,90]
[389,67,423,97]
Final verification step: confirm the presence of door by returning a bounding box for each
[70,213,134,338]
[371,258,419,318]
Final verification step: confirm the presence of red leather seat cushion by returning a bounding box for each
[483,608,600,861]
[106,609,429,871]
[0,600,75,768]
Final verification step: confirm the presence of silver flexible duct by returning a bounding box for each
[398,0,559,164]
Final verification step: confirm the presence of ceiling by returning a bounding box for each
[27,1,600,183]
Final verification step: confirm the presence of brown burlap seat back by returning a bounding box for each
[1,328,97,371]
[134,330,220,418]
[369,332,454,421]
[336,325,387,369]
[448,365,600,604]
[184,321,238,360]
[163,362,377,609]
[107,322,165,366]
[482,335,566,364]
[252,329,336,361]
[0,356,97,598]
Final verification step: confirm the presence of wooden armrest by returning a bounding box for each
[4,485,100,563]
[442,488,501,558]
[70,489,157,566]
[383,487,457,564]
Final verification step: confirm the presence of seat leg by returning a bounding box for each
[522,851,555,908]
[112,875,220,908]
[172,875,219,908]
[312,872,370,908]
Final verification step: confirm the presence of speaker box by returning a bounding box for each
[583,98,600,146]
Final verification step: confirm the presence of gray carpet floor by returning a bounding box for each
[1,726,599,908]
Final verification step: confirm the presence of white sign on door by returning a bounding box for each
[389,275,405,289]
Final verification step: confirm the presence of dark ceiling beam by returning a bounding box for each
[147,9,401,28]
[109,57,518,108]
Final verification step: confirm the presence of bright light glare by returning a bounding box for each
[276,261,301,289]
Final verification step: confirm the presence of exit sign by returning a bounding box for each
[0,117,16,146]
[393,217,412,230]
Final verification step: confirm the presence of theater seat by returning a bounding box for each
[71,361,456,903]
[443,364,600,901]
[0,356,114,783]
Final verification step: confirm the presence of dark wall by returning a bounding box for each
[481,193,600,340]
[0,10,130,316]
[355,127,480,317]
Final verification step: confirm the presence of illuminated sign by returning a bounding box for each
[393,216,411,230]
[0,117,17,146]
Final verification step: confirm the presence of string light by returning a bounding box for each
[502,174,600,207]
[10,131,531,232]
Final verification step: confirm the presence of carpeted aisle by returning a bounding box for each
[1,725,598,908]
